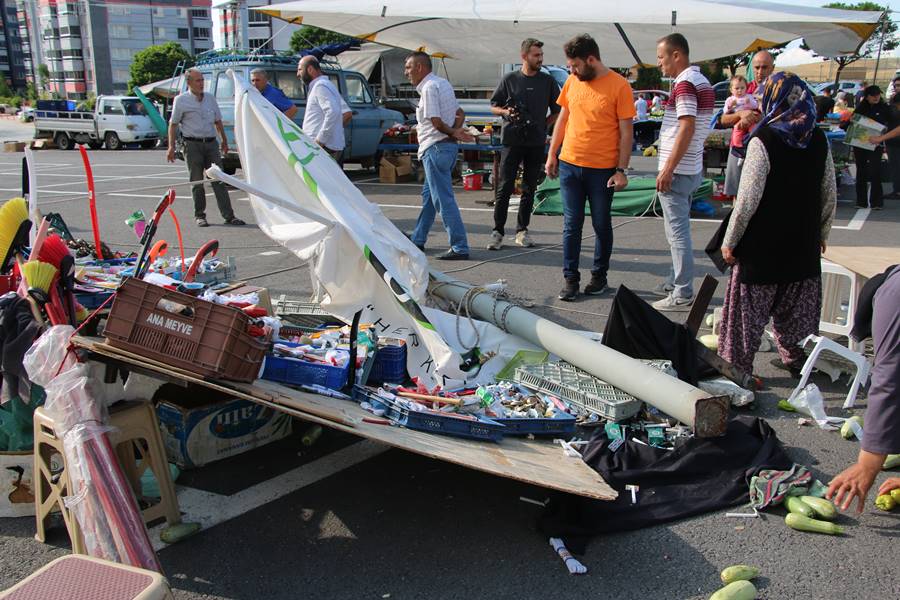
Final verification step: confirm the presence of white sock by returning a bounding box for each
[549,537,587,575]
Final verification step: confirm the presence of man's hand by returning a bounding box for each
[721,246,736,265]
[877,477,900,497]
[221,141,229,155]
[451,128,475,143]
[738,110,761,131]
[608,171,628,191]
[826,451,885,513]
[656,168,674,193]
[545,155,559,179]
[166,147,175,163]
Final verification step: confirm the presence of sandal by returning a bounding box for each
[224,217,245,226]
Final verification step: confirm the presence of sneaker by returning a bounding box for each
[651,281,675,297]
[487,231,504,250]
[515,230,534,247]
[652,294,694,312]
[224,217,245,226]
[558,279,579,302]
[583,274,607,295]
[196,217,209,227]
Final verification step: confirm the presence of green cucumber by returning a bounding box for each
[720,565,759,585]
[785,512,844,535]
[875,494,896,511]
[785,496,815,518]
[709,580,757,600]
[799,495,837,521]
[883,454,900,469]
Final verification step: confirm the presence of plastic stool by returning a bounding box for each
[0,554,173,599]
[789,335,871,409]
[33,400,181,552]
[820,259,864,352]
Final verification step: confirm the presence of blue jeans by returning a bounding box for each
[411,142,469,254]
[658,172,703,299]
[559,160,615,282]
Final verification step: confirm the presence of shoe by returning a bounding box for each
[583,274,607,295]
[770,357,802,379]
[872,206,883,211]
[515,230,534,248]
[224,217,245,225]
[652,294,693,312]
[558,279,579,302]
[650,281,675,297]
[437,250,469,261]
[196,217,209,227]
[487,231,504,250]
[404,232,425,251]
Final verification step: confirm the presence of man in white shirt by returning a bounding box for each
[297,56,344,159]
[405,51,474,260]
[634,93,649,121]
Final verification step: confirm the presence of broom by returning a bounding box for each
[20,261,60,325]
[0,198,31,275]
[39,234,79,325]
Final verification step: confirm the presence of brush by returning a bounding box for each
[20,261,59,325]
[18,217,51,297]
[37,234,76,325]
[0,198,31,274]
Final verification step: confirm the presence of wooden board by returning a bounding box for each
[824,245,900,280]
[73,337,616,501]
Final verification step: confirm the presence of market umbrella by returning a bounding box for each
[255,0,881,67]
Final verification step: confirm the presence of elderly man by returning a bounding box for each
[405,51,474,260]
[720,50,774,199]
[166,68,244,227]
[250,68,297,119]
[297,56,344,159]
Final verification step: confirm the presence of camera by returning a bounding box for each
[503,99,535,144]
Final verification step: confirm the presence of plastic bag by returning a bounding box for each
[24,325,77,388]
[787,383,844,430]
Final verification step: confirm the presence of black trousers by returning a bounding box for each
[493,144,544,235]
[853,147,884,208]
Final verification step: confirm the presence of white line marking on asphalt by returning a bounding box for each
[832,208,869,230]
[259,251,281,256]
[149,439,388,550]
[0,187,77,195]
[109,193,251,201]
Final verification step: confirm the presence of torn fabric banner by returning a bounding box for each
[229,71,537,387]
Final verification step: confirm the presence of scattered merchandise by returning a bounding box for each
[709,580,757,600]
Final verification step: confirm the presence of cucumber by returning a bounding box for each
[710,580,757,600]
[891,489,900,503]
[875,494,896,511]
[785,512,844,535]
[884,454,900,469]
[720,565,759,585]
[840,415,863,440]
[785,496,815,518]
[799,495,837,521]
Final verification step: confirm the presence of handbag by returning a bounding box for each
[705,208,732,274]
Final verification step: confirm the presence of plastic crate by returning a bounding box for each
[492,410,576,436]
[495,349,549,381]
[75,290,115,310]
[261,345,349,390]
[273,297,340,329]
[368,339,407,384]
[104,277,268,382]
[352,385,505,442]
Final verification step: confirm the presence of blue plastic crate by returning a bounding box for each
[492,411,576,436]
[262,346,349,390]
[368,341,407,384]
[76,290,115,310]
[352,385,504,442]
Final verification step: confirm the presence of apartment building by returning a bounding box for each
[1,0,29,90]
[38,0,214,99]
[211,0,298,53]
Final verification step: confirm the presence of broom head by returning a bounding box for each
[38,234,71,270]
[21,261,58,294]
[0,198,31,273]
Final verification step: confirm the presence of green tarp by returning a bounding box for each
[533,176,713,216]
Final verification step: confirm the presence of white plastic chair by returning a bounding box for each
[789,334,871,409]
[819,259,864,352]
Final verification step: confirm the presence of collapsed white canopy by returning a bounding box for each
[257,0,880,68]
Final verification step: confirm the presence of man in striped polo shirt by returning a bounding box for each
[653,33,715,311]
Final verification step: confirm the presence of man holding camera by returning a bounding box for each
[487,38,560,250]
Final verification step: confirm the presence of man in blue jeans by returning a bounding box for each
[653,33,714,311]
[405,52,474,260]
[546,35,635,301]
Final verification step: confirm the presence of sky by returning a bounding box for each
[772,0,899,65]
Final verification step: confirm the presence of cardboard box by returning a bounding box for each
[155,385,292,469]
[3,142,26,153]
[379,155,414,183]
[30,139,55,150]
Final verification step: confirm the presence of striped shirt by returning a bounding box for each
[658,66,715,175]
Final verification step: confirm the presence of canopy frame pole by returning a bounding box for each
[613,23,644,66]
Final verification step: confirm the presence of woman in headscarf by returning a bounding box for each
[853,85,891,209]
[718,72,837,377]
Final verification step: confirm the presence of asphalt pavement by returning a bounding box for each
[0,146,897,600]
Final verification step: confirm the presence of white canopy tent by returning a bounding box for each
[255,0,881,68]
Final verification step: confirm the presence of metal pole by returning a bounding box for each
[873,8,889,84]
[428,273,729,437]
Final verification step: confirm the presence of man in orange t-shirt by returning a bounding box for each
[546,34,635,301]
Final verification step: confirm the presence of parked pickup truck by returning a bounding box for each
[34,96,160,151]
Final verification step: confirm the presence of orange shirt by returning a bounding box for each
[558,70,636,169]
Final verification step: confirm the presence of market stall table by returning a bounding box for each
[71,336,617,502]
[378,142,505,190]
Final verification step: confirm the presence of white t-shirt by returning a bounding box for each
[302,75,345,151]
[415,72,460,157]
[634,97,648,121]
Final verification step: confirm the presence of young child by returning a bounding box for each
[724,75,760,149]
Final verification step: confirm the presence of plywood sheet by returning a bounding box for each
[74,337,616,501]
[824,246,900,280]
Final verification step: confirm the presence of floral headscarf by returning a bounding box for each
[748,71,818,149]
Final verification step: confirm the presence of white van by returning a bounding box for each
[34,96,159,150]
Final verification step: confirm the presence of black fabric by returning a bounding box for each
[853,147,885,209]
[538,416,793,554]
[734,126,827,285]
[0,293,41,400]
[887,100,900,149]
[850,264,900,342]
[493,144,544,234]
[705,208,732,274]
[814,95,835,122]
[490,71,560,146]
[602,285,713,385]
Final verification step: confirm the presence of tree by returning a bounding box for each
[699,61,727,85]
[37,64,50,92]
[717,46,787,78]
[128,42,193,92]
[289,26,353,53]
[811,3,897,87]
[634,67,662,90]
